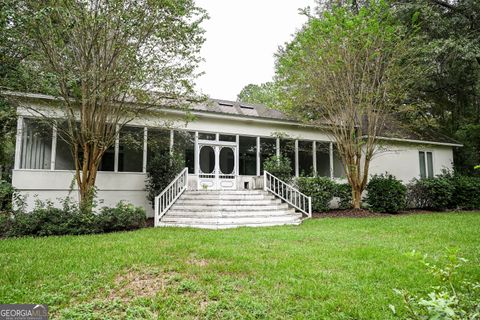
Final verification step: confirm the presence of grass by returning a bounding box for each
[0,212,479,319]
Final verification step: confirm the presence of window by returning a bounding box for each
[333,145,345,178]
[147,129,170,164]
[198,132,216,141]
[316,142,330,177]
[260,138,276,174]
[280,139,295,174]
[174,131,195,174]
[55,122,76,170]
[20,118,52,169]
[419,151,434,178]
[219,134,236,142]
[298,140,313,176]
[99,146,115,171]
[118,126,143,172]
[239,136,256,175]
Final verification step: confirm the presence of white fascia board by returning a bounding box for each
[372,136,463,148]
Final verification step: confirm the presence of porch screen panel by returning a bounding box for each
[333,145,346,178]
[280,139,295,175]
[239,136,256,175]
[20,118,52,169]
[298,140,313,176]
[147,129,171,167]
[174,131,195,174]
[260,138,276,174]
[118,126,143,172]
[55,122,76,170]
[316,142,330,177]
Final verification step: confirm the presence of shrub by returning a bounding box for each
[0,179,14,211]
[97,202,146,232]
[334,183,352,209]
[365,173,406,213]
[297,177,336,212]
[5,199,146,237]
[263,155,293,182]
[407,177,454,210]
[146,151,184,208]
[449,175,480,210]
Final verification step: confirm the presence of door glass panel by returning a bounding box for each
[219,134,236,142]
[220,147,234,174]
[199,132,216,141]
[200,146,215,173]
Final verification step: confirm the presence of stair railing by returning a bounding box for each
[263,170,312,218]
[154,167,189,226]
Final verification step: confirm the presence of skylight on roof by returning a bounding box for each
[240,104,254,110]
[218,102,233,107]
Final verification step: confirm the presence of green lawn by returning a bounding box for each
[1,212,479,319]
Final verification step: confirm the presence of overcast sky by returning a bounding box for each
[195,0,316,101]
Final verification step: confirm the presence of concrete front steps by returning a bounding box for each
[157,190,303,229]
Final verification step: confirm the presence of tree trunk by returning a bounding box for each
[352,187,362,209]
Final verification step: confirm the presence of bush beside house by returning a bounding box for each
[365,174,406,213]
[297,176,336,212]
[1,199,146,238]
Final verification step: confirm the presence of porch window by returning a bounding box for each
[174,131,195,174]
[419,151,434,178]
[239,136,256,175]
[219,134,236,142]
[99,146,115,171]
[333,145,346,178]
[280,139,295,175]
[316,142,330,177]
[20,118,52,169]
[118,126,143,172]
[260,138,276,174]
[198,132,216,141]
[55,122,75,170]
[298,140,313,176]
[147,129,170,164]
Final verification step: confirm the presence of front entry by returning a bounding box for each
[198,143,236,190]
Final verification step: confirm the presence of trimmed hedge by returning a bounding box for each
[335,183,352,210]
[365,173,406,213]
[449,175,480,210]
[407,177,455,210]
[2,200,146,238]
[297,177,336,212]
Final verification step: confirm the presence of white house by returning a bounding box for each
[9,92,461,228]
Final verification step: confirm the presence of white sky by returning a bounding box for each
[195,0,316,101]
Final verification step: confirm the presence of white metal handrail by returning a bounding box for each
[154,167,188,226]
[263,170,312,218]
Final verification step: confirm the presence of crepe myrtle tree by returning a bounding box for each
[275,1,407,209]
[3,0,207,211]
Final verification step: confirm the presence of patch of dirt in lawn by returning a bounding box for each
[107,267,176,302]
[313,209,384,218]
[187,257,209,267]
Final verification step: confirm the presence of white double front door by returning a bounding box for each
[198,142,237,190]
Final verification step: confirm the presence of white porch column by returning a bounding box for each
[51,123,57,170]
[142,127,148,173]
[256,136,261,176]
[235,135,239,175]
[114,125,120,172]
[14,116,23,170]
[312,141,317,176]
[276,138,280,157]
[194,132,199,174]
[169,129,174,154]
[295,139,299,177]
[329,142,334,179]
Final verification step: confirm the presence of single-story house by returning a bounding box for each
[8,92,462,228]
